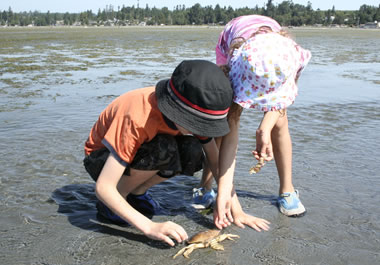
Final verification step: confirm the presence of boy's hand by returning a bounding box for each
[144,221,188,246]
[213,191,234,229]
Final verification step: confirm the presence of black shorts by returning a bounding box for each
[83,134,204,182]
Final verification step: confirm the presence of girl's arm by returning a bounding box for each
[213,113,240,229]
[253,111,282,161]
[214,106,272,230]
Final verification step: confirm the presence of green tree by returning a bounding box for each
[79,11,89,25]
[45,11,51,25]
[276,1,292,25]
[214,4,227,24]
[63,12,71,25]
[375,4,380,21]
[313,9,324,25]
[333,11,345,24]
[172,8,187,25]
[188,3,203,24]
[358,5,373,24]
[1,1,379,27]
[7,6,13,26]
[264,0,275,18]
[204,5,215,24]
[225,6,235,22]
[325,9,332,25]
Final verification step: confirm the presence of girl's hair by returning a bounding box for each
[228,26,290,59]
[219,26,290,120]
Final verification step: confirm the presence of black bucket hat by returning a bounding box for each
[156,60,233,137]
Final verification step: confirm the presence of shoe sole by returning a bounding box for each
[190,203,207,210]
[278,190,306,217]
[289,211,306,217]
[279,203,306,217]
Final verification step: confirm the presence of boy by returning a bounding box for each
[83,60,233,246]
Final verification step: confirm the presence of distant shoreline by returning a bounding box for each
[1,24,379,30]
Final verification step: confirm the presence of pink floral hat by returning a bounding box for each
[229,32,311,111]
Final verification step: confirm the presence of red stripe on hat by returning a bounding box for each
[169,80,230,115]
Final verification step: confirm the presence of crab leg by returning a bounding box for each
[173,231,240,259]
[173,243,205,259]
[209,241,224,250]
[183,243,205,258]
[216,234,240,241]
[173,245,189,259]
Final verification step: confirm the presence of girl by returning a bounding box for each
[213,15,311,228]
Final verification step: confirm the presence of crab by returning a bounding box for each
[249,156,265,174]
[173,229,240,259]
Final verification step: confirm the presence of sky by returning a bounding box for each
[1,1,379,13]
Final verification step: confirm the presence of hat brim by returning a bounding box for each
[156,79,230,137]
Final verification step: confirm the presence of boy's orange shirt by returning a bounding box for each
[84,86,180,165]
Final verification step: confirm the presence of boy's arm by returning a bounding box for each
[95,154,152,229]
[201,138,219,179]
[95,154,187,246]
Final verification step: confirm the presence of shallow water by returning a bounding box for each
[0,27,380,265]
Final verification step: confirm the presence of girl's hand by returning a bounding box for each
[229,188,270,231]
[213,190,234,229]
[232,209,270,232]
[144,221,188,247]
[253,129,273,161]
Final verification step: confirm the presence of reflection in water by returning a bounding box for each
[0,27,380,265]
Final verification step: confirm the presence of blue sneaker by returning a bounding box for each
[96,201,130,226]
[278,190,306,217]
[191,187,216,209]
[127,191,160,218]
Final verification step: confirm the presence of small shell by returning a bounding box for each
[249,156,265,174]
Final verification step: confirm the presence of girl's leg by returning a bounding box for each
[271,112,295,194]
[272,112,306,216]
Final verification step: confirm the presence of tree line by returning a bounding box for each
[1,1,380,27]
